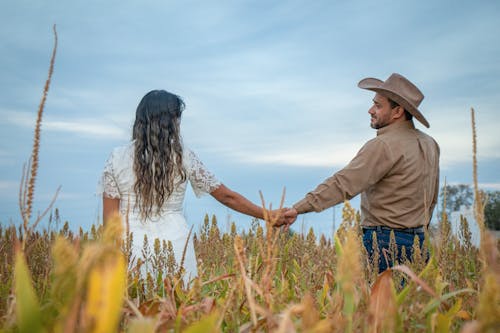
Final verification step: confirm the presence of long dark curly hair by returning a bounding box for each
[132,90,187,220]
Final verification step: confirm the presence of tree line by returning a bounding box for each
[439,184,500,230]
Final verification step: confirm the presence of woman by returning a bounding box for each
[100,90,266,282]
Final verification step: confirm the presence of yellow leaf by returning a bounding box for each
[456,310,471,320]
[127,318,156,333]
[85,253,126,333]
[182,312,219,333]
[310,319,334,333]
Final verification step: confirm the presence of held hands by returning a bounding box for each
[283,208,298,225]
[270,207,298,229]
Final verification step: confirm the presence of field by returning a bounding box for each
[1,194,500,332]
[1,26,499,333]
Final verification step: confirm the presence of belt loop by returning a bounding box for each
[376,226,382,232]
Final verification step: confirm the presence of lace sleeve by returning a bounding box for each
[97,154,121,199]
[186,149,221,197]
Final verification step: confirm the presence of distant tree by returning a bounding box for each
[484,190,500,230]
[439,184,473,215]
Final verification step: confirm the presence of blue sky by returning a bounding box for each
[1,0,499,236]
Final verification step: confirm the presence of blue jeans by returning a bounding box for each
[362,226,427,273]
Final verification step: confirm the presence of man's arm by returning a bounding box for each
[293,138,394,215]
[277,138,396,229]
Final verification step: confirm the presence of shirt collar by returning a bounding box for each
[377,119,415,136]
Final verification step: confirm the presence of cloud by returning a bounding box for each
[2,110,128,140]
[0,150,16,166]
[0,180,19,199]
[228,141,362,168]
[44,121,127,139]
[0,180,18,190]
[479,183,500,191]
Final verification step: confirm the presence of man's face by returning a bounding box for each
[368,93,397,129]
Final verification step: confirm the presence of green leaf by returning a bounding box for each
[14,251,44,333]
[424,289,475,314]
[333,233,343,256]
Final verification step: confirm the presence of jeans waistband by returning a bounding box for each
[362,225,425,234]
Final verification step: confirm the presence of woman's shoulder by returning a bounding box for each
[182,145,210,168]
[111,141,134,155]
[181,145,195,167]
[108,142,134,167]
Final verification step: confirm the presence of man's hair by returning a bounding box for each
[389,98,413,121]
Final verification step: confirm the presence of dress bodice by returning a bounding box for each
[100,142,221,221]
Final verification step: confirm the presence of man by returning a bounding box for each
[281,73,440,272]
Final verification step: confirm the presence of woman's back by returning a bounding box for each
[100,141,221,280]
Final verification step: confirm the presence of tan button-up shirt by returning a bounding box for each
[293,120,440,229]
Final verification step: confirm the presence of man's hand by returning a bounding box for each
[269,208,288,226]
[283,208,298,225]
[271,207,298,230]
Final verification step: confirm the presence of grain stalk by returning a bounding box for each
[470,108,486,257]
[470,107,500,332]
[18,25,59,250]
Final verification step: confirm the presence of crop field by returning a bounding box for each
[1,193,499,332]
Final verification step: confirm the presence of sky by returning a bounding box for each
[1,0,499,237]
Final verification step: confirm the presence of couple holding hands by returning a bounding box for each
[100,73,439,281]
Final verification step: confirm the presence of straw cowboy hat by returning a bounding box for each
[358,73,429,128]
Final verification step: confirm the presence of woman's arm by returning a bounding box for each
[103,196,120,226]
[210,184,265,219]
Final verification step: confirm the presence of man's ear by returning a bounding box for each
[393,106,405,119]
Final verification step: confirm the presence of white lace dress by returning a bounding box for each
[99,142,221,280]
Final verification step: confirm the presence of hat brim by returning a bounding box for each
[358,78,430,128]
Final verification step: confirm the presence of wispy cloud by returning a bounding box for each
[233,142,361,167]
[2,110,128,140]
[0,180,19,199]
[431,103,500,168]
[479,183,500,191]
[0,180,18,190]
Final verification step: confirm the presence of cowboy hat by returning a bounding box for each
[358,73,429,128]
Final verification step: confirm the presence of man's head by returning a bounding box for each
[358,73,429,128]
[368,93,407,129]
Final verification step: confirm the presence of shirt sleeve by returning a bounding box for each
[293,138,395,214]
[185,149,222,197]
[428,141,440,222]
[98,152,121,199]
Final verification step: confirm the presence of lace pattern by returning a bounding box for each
[98,144,220,201]
[186,149,221,197]
[100,155,121,199]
